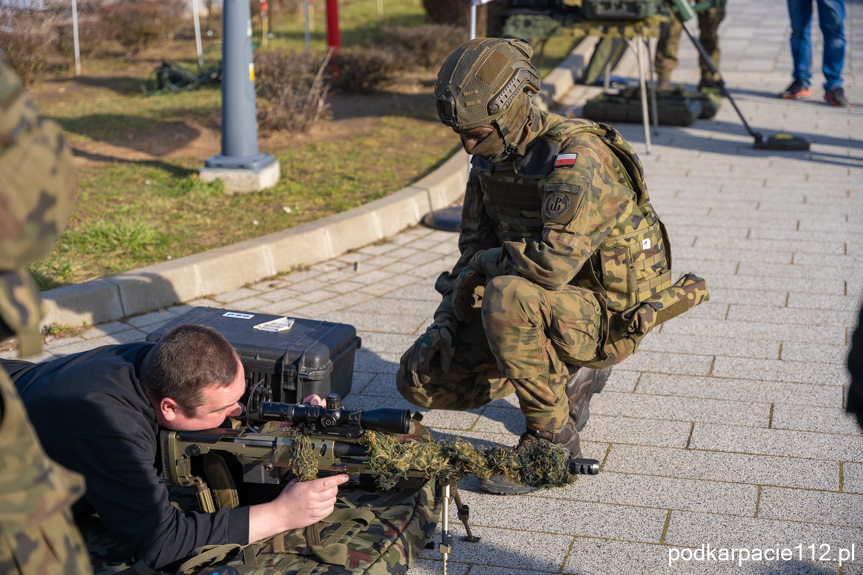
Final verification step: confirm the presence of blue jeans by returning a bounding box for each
[787,0,846,91]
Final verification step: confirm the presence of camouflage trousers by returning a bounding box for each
[398,275,615,434]
[0,369,92,575]
[655,8,726,83]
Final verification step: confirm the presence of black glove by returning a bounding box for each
[400,315,457,388]
[451,267,485,323]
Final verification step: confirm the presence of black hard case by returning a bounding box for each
[145,307,361,406]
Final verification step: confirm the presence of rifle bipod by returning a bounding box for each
[437,481,480,575]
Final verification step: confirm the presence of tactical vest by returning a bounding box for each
[471,116,672,313]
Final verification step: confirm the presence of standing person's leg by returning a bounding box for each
[782,0,814,97]
[816,0,848,105]
[655,16,683,89]
[697,7,726,88]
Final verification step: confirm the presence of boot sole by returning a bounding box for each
[478,476,537,495]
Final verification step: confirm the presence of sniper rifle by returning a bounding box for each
[160,394,600,572]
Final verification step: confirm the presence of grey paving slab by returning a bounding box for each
[689,423,863,462]
[635,332,781,359]
[664,510,863,564]
[602,444,838,491]
[555,471,758,516]
[696,274,847,297]
[711,356,849,386]
[459,493,668,541]
[698,287,788,308]
[318,311,429,336]
[780,341,852,365]
[418,522,573,572]
[771,404,862,435]
[758,487,863,529]
[660,316,847,346]
[588,391,770,427]
[615,350,715,377]
[844,462,863,495]
[579,414,694,449]
[354,332,415,356]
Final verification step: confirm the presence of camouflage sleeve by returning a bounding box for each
[433,170,500,319]
[471,135,633,290]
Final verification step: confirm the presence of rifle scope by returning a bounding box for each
[251,401,411,435]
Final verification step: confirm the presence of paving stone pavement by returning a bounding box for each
[7,0,863,572]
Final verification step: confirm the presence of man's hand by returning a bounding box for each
[302,394,324,406]
[249,474,350,542]
[400,315,457,388]
[451,268,485,323]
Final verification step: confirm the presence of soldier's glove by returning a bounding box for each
[451,268,485,323]
[401,315,457,388]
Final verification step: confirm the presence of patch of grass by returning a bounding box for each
[26,0,582,289]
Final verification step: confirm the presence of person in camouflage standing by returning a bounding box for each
[397,38,708,494]
[655,0,726,91]
[0,60,92,574]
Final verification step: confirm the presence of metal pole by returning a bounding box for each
[325,0,340,51]
[71,0,81,76]
[192,0,204,68]
[630,36,651,154]
[303,0,311,55]
[204,0,275,171]
[469,4,476,39]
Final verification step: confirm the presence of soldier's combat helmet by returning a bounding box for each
[435,38,540,160]
[0,60,77,356]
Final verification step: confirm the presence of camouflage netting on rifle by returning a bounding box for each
[283,428,578,491]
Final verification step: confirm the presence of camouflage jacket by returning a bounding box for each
[435,106,671,318]
[0,368,86,537]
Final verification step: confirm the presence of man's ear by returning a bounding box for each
[158,397,181,422]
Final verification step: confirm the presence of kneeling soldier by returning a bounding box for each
[398,38,707,494]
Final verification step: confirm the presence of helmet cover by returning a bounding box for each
[435,38,540,130]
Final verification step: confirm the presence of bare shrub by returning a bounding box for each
[333,46,409,94]
[255,48,332,133]
[53,17,109,69]
[0,11,55,86]
[101,0,185,55]
[421,0,486,31]
[379,24,466,71]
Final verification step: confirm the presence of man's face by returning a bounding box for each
[454,125,495,156]
[156,358,246,431]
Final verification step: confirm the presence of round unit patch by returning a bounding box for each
[544,191,571,221]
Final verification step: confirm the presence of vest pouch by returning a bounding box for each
[624,273,709,339]
[598,219,671,312]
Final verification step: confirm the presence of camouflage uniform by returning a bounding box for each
[400,107,681,434]
[0,61,91,574]
[397,39,708,441]
[655,4,726,86]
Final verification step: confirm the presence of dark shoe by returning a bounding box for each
[824,86,849,107]
[697,78,719,91]
[565,366,611,431]
[478,420,582,495]
[780,80,810,100]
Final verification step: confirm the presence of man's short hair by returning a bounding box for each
[142,324,240,413]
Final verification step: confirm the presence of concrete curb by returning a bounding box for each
[41,40,596,329]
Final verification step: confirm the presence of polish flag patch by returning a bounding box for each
[554,153,578,167]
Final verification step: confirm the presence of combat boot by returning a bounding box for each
[477,418,581,495]
[565,366,611,431]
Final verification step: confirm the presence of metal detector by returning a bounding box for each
[669,0,810,150]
